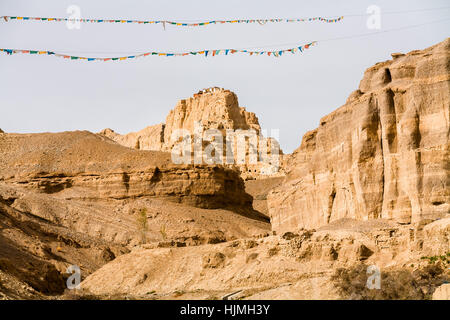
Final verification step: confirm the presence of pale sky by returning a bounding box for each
[1,0,449,152]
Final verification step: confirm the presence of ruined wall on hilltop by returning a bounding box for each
[99,87,284,179]
[163,88,261,149]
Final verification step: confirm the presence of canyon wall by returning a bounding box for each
[268,38,450,233]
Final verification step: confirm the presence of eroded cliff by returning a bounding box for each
[268,38,450,233]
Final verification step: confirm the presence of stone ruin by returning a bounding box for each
[99,88,284,180]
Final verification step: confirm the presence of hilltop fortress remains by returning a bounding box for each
[100,87,284,179]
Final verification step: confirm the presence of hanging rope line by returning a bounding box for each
[0,10,448,62]
[0,15,343,26]
[0,42,318,61]
[1,6,449,27]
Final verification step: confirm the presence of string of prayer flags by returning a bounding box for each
[0,42,317,61]
[1,15,343,27]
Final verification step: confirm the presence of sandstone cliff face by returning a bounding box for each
[99,88,283,179]
[162,88,261,150]
[268,39,450,233]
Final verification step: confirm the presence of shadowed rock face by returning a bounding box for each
[268,38,450,233]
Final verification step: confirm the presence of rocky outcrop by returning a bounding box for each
[268,38,450,233]
[162,88,261,149]
[99,88,283,179]
[0,131,252,209]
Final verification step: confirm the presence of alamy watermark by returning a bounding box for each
[66,264,81,289]
[366,265,381,289]
[366,5,381,30]
[66,5,82,30]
